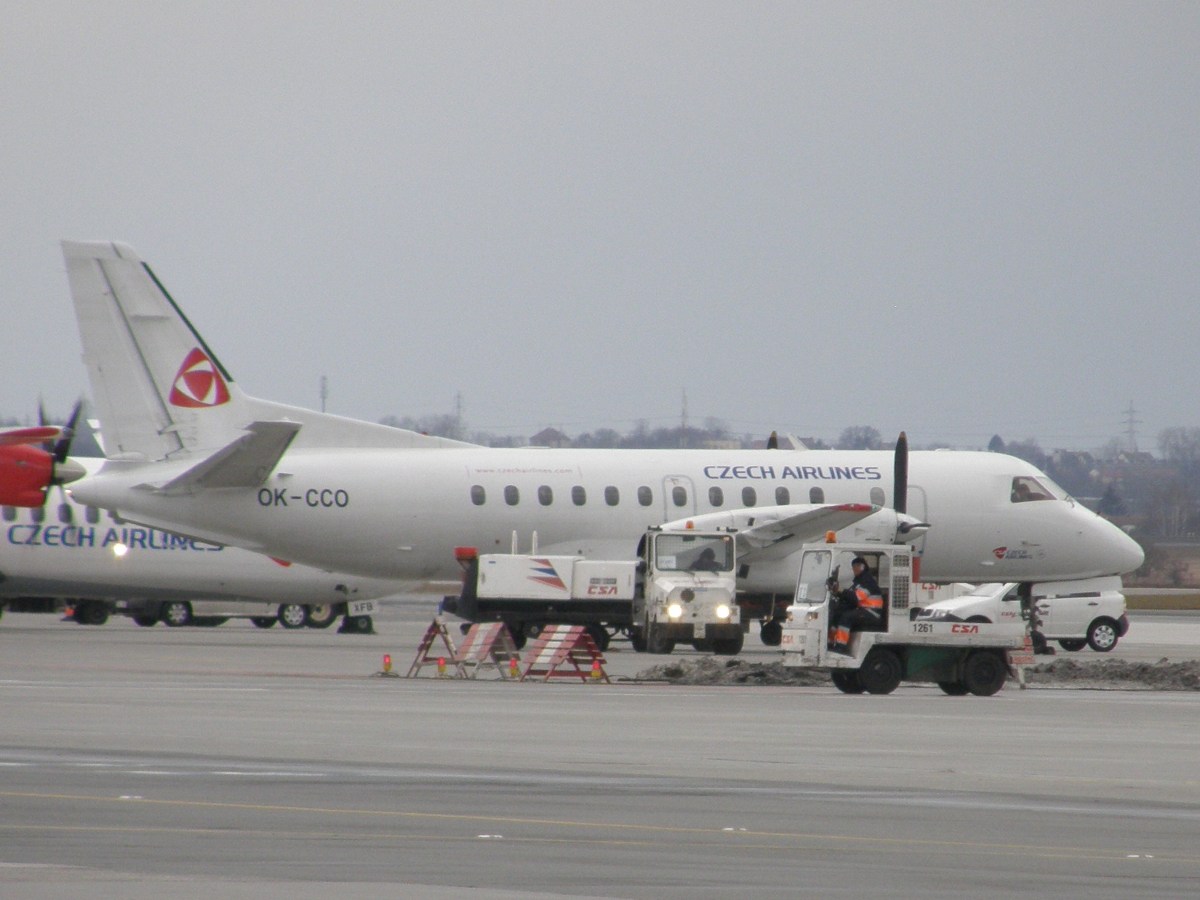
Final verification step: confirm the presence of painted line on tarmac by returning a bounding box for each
[2,788,1198,867]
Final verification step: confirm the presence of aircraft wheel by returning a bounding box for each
[132,614,159,628]
[859,647,903,695]
[711,630,744,656]
[585,624,610,652]
[250,617,276,629]
[1057,638,1086,652]
[962,650,1008,696]
[1087,618,1120,653]
[937,680,969,696]
[759,620,783,646]
[161,601,192,627]
[278,603,307,629]
[831,670,864,694]
[306,604,338,629]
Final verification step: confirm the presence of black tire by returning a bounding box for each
[1086,618,1120,653]
[937,680,970,696]
[342,615,373,633]
[962,650,1008,697]
[859,647,903,695]
[759,620,783,647]
[645,619,675,655]
[250,617,276,629]
[277,603,308,629]
[78,602,109,626]
[585,623,610,652]
[306,604,338,629]
[132,614,159,628]
[192,617,228,627]
[629,627,647,653]
[161,601,192,627]
[505,625,527,650]
[831,670,865,694]
[692,637,714,652]
[1057,638,1086,652]
[711,630,744,656]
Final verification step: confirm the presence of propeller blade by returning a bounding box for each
[893,431,908,515]
[54,399,84,463]
[766,430,778,450]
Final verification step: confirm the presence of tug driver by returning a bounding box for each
[829,556,884,654]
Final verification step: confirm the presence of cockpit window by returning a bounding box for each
[1010,476,1059,502]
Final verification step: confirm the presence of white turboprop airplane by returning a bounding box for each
[0,453,400,630]
[8,241,1141,641]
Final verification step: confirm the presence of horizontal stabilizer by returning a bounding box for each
[158,421,301,495]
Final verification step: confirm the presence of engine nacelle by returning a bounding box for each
[0,443,55,507]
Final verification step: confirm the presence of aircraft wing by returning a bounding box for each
[158,421,301,495]
[661,502,886,562]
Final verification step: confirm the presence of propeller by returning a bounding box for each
[0,401,87,507]
[893,431,908,515]
[766,431,779,450]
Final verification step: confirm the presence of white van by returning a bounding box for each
[918,577,1128,652]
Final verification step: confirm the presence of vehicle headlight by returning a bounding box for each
[715,604,731,619]
[667,602,684,619]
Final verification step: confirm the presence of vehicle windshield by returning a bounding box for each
[653,533,734,573]
[795,549,833,603]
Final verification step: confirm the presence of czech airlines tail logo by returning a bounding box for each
[169,348,231,408]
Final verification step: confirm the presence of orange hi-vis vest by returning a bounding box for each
[855,586,884,610]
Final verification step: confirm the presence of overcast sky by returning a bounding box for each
[3,2,1197,451]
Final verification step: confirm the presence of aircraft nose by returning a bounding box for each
[1096,517,1144,575]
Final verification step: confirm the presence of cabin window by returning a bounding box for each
[86,506,100,524]
[2,506,15,522]
[58,504,73,524]
[605,486,620,506]
[775,486,790,505]
[572,485,586,506]
[637,486,652,507]
[870,487,885,506]
[537,485,553,506]
[709,486,724,507]
[504,485,520,506]
[672,486,688,507]
[809,486,825,503]
[742,486,757,507]
[470,485,486,506]
[31,507,45,524]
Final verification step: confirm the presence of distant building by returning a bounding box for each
[529,427,570,448]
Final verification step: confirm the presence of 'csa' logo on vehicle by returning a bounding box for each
[169,348,231,408]
[951,623,980,634]
[587,578,619,596]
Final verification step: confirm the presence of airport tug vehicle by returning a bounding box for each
[780,538,1028,695]
[443,526,743,655]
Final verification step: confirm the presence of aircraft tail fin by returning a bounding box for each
[62,241,472,462]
